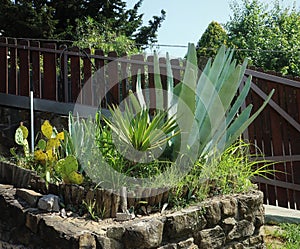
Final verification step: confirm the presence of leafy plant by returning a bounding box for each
[34,120,64,164]
[82,200,99,221]
[10,122,33,168]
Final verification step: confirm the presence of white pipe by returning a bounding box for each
[30,91,34,153]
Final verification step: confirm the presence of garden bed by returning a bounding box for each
[0,161,170,219]
[0,182,265,249]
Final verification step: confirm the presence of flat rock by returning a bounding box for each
[16,188,42,207]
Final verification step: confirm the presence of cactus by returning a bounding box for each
[14,123,30,157]
[55,155,83,184]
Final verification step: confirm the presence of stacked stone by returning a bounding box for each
[0,183,265,249]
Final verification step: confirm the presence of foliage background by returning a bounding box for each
[197,0,300,76]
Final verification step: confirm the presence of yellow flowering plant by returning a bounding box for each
[13,120,84,185]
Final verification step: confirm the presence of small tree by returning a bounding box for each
[196,21,228,59]
[73,17,138,55]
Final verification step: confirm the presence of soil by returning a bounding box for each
[261,225,286,249]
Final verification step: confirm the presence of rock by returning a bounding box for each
[25,209,41,233]
[60,208,67,218]
[123,218,164,249]
[254,205,265,228]
[195,225,225,249]
[115,212,135,221]
[178,238,199,249]
[202,200,221,227]
[78,233,96,249]
[106,226,126,240]
[158,238,199,249]
[227,220,255,241]
[164,208,207,239]
[97,236,122,249]
[238,192,263,221]
[157,244,178,249]
[249,235,264,246]
[16,188,42,207]
[222,217,236,234]
[37,194,60,212]
[221,197,238,218]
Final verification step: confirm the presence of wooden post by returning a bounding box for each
[19,40,30,96]
[82,48,92,106]
[31,41,41,98]
[70,47,81,103]
[8,38,17,95]
[107,51,119,105]
[120,186,128,213]
[43,43,57,100]
[171,58,181,86]
[94,49,105,107]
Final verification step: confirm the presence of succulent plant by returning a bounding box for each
[14,122,30,157]
[135,44,274,161]
[55,155,83,184]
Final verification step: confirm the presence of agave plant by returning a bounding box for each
[135,44,274,162]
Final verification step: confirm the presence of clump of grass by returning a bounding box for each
[279,223,300,249]
[170,140,274,207]
[265,223,300,249]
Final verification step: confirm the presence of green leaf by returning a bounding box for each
[154,52,163,110]
[226,89,275,146]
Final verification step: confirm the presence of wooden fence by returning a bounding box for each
[0,38,299,210]
[245,68,300,210]
[0,37,182,109]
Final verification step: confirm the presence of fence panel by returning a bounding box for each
[19,40,30,97]
[70,47,81,103]
[107,51,119,105]
[31,41,41,98]
[131,54,145,93]
[9,38,18,95]
[246,68,300,210]
[82,48,93,106]
[94,49,105,107]
[43,43,57,100]
[0,38,8,93]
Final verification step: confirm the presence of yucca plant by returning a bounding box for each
[103,89,179,163]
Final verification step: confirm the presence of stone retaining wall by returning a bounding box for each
[0,162,170,218]
[0,183,265,249]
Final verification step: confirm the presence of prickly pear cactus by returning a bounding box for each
[41,120,53,139]
[55,155,83,184]
[15,123,30,157]
[15,127,25,146]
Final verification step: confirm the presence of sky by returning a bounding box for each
[126,0,300,58]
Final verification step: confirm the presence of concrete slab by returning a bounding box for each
[264,204,300,224]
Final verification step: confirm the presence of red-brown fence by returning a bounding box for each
[245,68,300,210]
[0,38,299,210]
[0,37,182,108]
